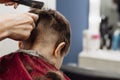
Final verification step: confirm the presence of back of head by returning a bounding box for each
[27,9,71,55]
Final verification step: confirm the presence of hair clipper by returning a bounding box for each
[11,0,44,9]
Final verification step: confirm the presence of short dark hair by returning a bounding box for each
[29,9,71,55]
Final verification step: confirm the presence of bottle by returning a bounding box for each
[112,30,120,50]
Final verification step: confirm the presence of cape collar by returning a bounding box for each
[17,49,55,67]
[17,49,42,57]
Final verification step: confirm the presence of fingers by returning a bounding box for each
[0,13,38,41]
[30,21,35,29]
[23,13,37,29]
[27,13,39,28]
[27,13,39,22]
[8,24,34,41]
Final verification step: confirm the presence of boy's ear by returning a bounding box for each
[18,41,23,49]
[54,42,65,57]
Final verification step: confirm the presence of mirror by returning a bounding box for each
[89,0,120,50]
[101,0,119,27]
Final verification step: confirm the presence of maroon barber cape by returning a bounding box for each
[0,51,70,80]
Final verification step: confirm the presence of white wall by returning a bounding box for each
[37,0,56,10]
[0,0,56,56]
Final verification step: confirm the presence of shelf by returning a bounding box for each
[61,65,120,79]
[79,50,120,73]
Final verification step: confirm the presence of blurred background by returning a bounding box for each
[1,0,120,80]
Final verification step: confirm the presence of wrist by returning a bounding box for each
[0,17,9,40]
[0,31,9,41]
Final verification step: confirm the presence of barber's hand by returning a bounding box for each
[0,13,38,41]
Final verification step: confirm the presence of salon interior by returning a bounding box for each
[1,0,120,80]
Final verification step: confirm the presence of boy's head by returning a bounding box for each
[19,9,71,69]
